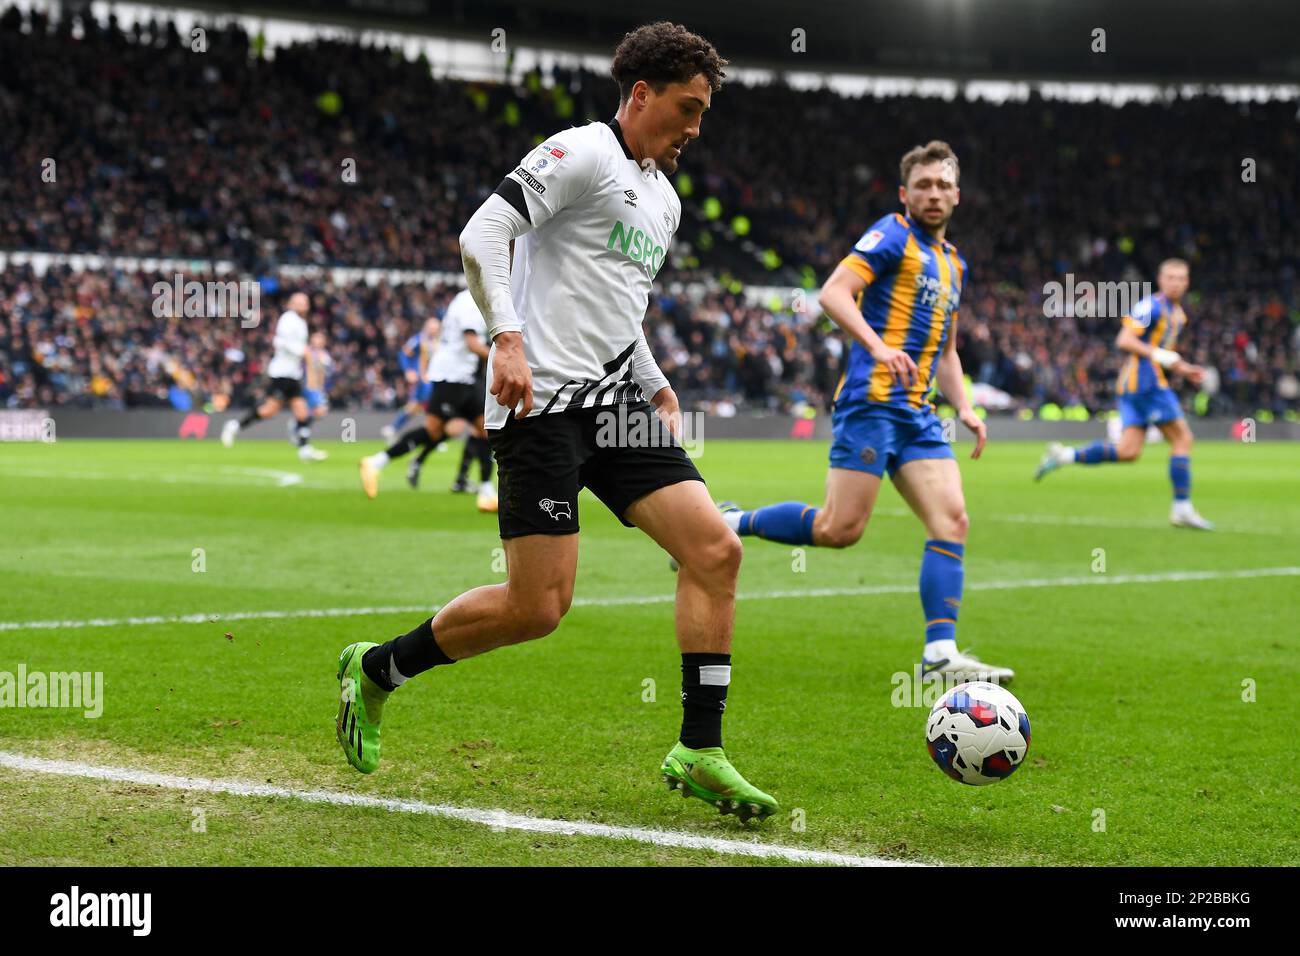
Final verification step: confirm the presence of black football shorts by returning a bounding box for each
[487,401,703,538]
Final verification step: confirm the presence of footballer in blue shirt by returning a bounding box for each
[716,141,1015,684]
[1034,259,1213,530]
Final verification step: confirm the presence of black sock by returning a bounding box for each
[456,438,474,481]
[293,418,310,447]
[679,652,730,750]
[385,426,432,460]
[239,408,260,428]
[475,437,493,482]
[361,618,454,692]
[414,434,443,465]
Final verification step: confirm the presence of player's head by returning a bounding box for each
[611,21,727,175]
[1157,258,1190,301]
[309,331,326,348]
[286,291,310,316]
[899,141,961,232]
[423,316,441,338]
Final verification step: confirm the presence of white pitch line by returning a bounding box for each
[0,751,912,867]
[0,566,1296,632]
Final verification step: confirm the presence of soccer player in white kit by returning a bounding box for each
[334,22,777,821]
[221,291,327,461]
[359,288,494,509]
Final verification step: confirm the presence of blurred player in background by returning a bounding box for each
[409,301,495,498]
[382,317,440,444]
[715,142,1014,684]
[303,331,333,419]
[359,287,494,509]
[221,291,328,461]
[1034,259,1213,529]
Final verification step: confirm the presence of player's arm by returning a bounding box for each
[463,330,489,360]
[630,333,679,437]
[934,312,986,459]
[819,262,917,388]
[460,197,533,414]
[460,136,598,417]
[399,341,420,386]
[1116,317,1205,385]
[415,340,428,384]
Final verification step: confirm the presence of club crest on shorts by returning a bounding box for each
[860,446,877,465]
[538,498,573,520]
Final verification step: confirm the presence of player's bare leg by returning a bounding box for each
[894,457,1014,683]
[1159,418,1213,529]
[629,481,741,656]
[429,534,578,658]
[336,535,576,773]
[810,467,883,547]
[628,479,778,821]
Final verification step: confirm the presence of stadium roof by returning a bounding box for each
[203,0,1300,82]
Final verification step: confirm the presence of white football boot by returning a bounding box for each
[298,444,328,462]
[923,649,1016,685]
[1170,501,1215,530]
[221,420,240,448]
[1033,442,1072,481]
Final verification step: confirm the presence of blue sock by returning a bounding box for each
[1075,441,1118,464]
[920,540,964,647]
[1169,455,1191,501]
[736,502,818,546]
[392,410,411,432]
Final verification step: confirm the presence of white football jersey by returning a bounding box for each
[267,310,308,380]
[487,119,680,429]
[427,289,488,385]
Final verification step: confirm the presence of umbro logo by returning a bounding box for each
[624,189,637,207]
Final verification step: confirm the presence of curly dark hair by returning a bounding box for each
[610,22,727,102]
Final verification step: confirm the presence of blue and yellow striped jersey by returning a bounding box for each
[1116,293,1186,395]
[398,332,438,378]
[832,212,967,412]
[305,346,332,391]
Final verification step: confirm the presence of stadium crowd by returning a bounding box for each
[1,6,1296,416]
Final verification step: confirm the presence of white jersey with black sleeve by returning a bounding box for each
[476,119,677,430]
[266,309,308,380]
[426,289,487,385]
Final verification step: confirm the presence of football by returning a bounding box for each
[926,682,1031,786]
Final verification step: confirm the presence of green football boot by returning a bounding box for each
[335,642,388,774]
[661,742,778,823]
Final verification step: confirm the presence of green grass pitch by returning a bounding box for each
[0,436,1295,866]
